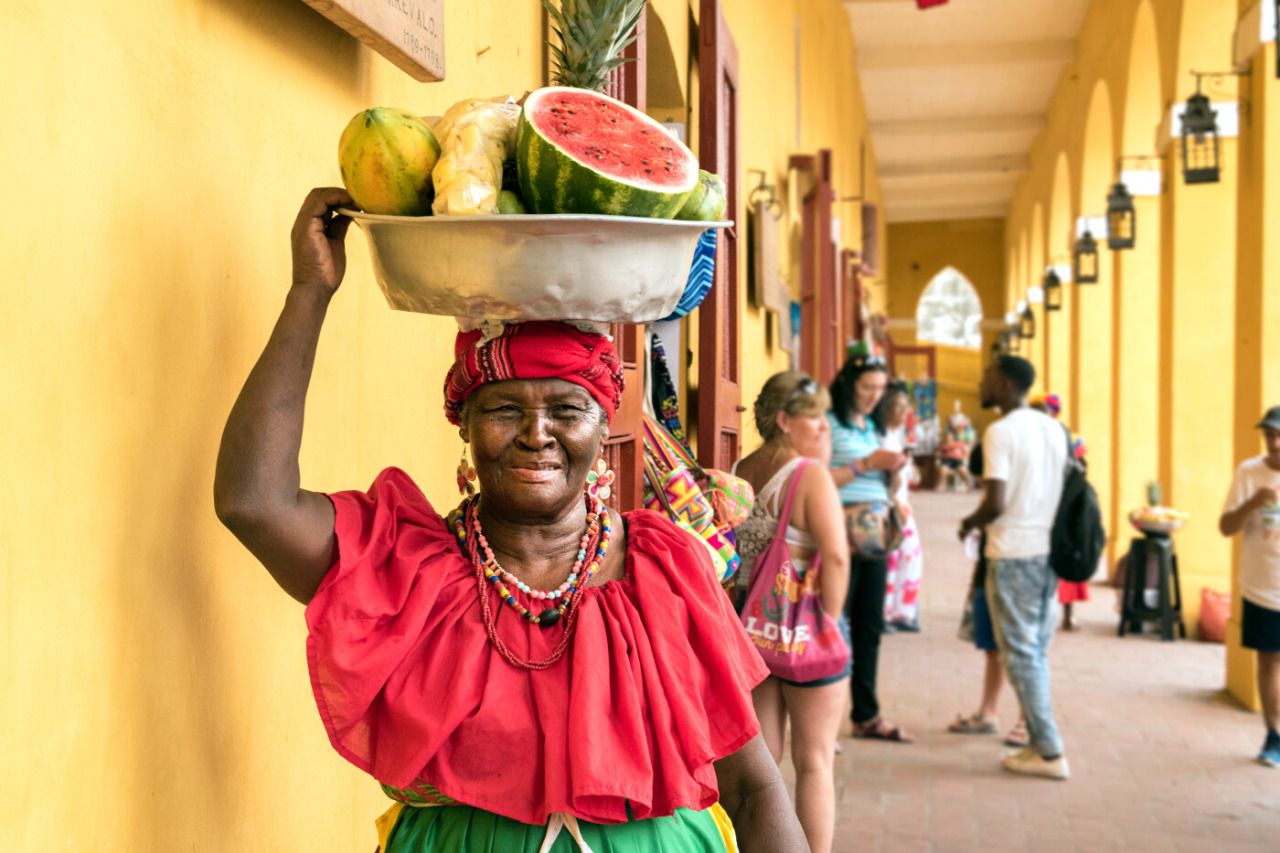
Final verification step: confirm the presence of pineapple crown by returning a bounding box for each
[542,0,646,92]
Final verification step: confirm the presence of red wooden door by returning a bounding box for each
[600,9,648,512]
[791,150,839,383]
[697,0,742,470]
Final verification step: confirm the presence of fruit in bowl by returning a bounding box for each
[1129,506,1189,533]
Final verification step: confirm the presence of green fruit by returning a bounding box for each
[497,190,528,214]
[516,86,698,217]
[338,107,441,216]
[676,170,728,221]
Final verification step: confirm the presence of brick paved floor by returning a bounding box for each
[792,489,1279,852]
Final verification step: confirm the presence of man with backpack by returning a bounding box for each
[958,355,1071,780]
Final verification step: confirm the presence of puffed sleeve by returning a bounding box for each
[305,467,471,778]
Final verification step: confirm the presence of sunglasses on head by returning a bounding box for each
[785,377,820,402]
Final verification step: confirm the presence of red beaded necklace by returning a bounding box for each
[450,494,612,671]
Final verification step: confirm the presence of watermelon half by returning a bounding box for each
[517,87,699,218]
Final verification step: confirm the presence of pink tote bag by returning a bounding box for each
[739,459,850,682]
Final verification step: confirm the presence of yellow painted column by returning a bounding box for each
[1110,195,1162,569]
[1157,120,1238,636]
[1044,271,1074,424]
[1071,236,1113,563]
[1228,40,1280,708]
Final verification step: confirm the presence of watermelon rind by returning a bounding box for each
[517,87,698,218]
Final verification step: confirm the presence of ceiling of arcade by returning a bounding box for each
[844,0,1094,224]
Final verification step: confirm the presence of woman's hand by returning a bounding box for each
[865,448,906,472]
[291,187,354,295]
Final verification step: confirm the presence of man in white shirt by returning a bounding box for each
[959,355,1068,780]
[1218,405,1280,768]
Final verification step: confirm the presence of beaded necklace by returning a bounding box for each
[450,493,612,671]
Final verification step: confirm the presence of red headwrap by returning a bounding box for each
[444,321,625,426]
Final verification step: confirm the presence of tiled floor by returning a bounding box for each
[801,489,1279,852]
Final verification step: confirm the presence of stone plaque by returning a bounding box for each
[302,0,444,82]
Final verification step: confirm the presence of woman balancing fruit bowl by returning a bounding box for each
[213,188,806,852]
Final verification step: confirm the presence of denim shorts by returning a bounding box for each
[777,616,853,688]
[971,586,998,652]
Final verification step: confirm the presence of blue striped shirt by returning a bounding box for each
[828,411,889,504]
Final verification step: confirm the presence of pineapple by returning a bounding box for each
[542,0,647,92]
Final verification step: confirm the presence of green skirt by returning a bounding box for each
[378,802,737,852]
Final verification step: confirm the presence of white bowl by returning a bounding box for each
[342,209,731,324]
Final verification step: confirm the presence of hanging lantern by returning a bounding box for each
[1180,92,1220,184]
[1074,230,1100,283]
[1018,305,1035,339]
[1043,269,1063,312]
[1008,327,1022,355]
[1106,182,1136,250]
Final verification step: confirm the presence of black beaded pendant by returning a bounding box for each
[538,607,563,628]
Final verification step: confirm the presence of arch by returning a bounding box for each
[1174,0,1238,98]
[1122,0,1163,155]
[1048,153,1073,262]
[916,267,983,349]
[1044,153,1074,416]
[1079,80,1114,220]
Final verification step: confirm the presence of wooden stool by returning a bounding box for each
[1118,534,1187,641]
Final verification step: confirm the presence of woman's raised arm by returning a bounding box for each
[213,188,354,604]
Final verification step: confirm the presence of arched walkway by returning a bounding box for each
[820,492,1275,850]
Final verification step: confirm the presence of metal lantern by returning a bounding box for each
[1180,92,1220,184]
[1074,229,1100,284]
[1043,269,1063,312]
[1008,326,1022,355]
[1106,181,1136,250]
[1018,305,1035,339]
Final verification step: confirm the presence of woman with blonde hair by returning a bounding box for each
[733,371,850,853]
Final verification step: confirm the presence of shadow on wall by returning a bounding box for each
[103,166,247,847]
[200,0,368,98]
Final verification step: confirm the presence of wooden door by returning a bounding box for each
[697,0,742,470]
[842,248,861,347]
[600,8,648,512]
[792,150,839,383]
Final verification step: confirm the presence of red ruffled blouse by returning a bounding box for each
[306,467,768,826]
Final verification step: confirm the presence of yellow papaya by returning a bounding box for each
[338,107,441,216]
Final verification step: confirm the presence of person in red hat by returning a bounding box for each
[1219,405,1280,768]
[213,188,807,851]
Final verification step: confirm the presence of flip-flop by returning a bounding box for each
[948,713,998,734]
[853,717,914,743]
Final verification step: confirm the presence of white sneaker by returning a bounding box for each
[1002,746,1070,780]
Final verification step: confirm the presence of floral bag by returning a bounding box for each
[739,459,850,682]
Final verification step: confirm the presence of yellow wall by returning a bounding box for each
[885,218,1007,435]
[1002,0,1248,643]
[1227,33,1280,708]
[0,1,885,848]
[722,0,886,449]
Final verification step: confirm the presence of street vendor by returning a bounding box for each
[213,188,806,852]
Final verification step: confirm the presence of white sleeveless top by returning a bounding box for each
[732,456,818,590]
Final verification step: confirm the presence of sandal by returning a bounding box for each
[852,717,914,743]
[948,713,998,734]
[1004,719,1029,748]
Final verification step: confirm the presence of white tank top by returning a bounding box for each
[732,457,817,589]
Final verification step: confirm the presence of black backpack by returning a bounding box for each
[1049,426,1106,582]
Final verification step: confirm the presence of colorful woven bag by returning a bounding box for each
[641,414,744,583]
[643,414,755,533]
